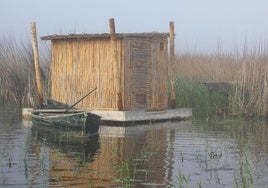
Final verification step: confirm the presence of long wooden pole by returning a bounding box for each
[169,21,176,109]
[109,18,122,110]
[31,22,44,107]
[64,87,97,113]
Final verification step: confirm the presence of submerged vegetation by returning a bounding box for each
[0,35,267,117]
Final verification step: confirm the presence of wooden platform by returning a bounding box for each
[23,108,192,125]
[92,108,192,125]
[202,82,233,90]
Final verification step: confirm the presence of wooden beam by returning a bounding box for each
[109,18,116,41]
[169,21,176,109]
[109,18,122,110]
[31,22,44,107]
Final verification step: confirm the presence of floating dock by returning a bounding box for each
[93,108,192,125]
[23,108,192,125]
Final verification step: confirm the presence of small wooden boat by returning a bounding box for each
[31,109,101,136]
[30,27,100,137]
[30,87,101,136]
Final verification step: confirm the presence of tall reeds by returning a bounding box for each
[0,36,50,107]
[1,35,267,117]
[232,39,268,117]
[174,39,268,118]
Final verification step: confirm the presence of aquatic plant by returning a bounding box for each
[176,169,190,187]
[113,142,154,187]
[173,76,229,118]
[233,149,254,188]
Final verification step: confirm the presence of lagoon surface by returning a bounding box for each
[0,110,268,187]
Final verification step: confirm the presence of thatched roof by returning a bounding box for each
[41,32,170,41]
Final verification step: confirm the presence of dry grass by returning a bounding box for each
[0,36,50,107]
[174,41,268,117]
[0,35,267,117]
[175,52,240,82]
[235,46,268,117]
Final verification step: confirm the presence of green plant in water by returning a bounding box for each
[172,76,230,118]
[115,159,135,187]
[176,169,190,188]
[233,149,254,188]
[198,180,202,188]
[113,142,155,187]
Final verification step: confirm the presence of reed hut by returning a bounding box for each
[41,28,170,111]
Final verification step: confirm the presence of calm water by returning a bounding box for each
[0,110,268,187]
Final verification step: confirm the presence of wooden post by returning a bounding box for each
[169,21,176,109]
[31,22,44,107]
[109,18,122,110]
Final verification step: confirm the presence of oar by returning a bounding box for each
[64,87,97,113]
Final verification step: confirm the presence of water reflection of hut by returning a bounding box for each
[42,124,169,187]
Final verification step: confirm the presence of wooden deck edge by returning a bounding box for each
[92,108,192,124]
[22,108,192,124]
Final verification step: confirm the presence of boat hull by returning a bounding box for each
[31,111,101,136]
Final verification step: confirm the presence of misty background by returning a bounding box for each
[1,0,268,53]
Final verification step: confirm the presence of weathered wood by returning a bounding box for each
[31,111,101,134]
[30,109,86,113]
[93,108,192,123]
[41,33,170,40]
[169,21,176,109]
[109,18,122,110]
[46,27,170,111]
[202,82,233,90]
[64,87,97,113]
[130,40,151,110]
[30,22,44,106]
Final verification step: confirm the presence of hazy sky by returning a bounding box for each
[1,0,268,53]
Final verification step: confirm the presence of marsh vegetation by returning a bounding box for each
[0,36,49,107]
[0,36,267,117]
[174,40,268,118]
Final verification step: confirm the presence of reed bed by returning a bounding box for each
[0,36,50,107]
[174,40,268,118]
[0,35,267,117]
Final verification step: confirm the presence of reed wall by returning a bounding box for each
[50,35,169,111]
[51,39,121,110]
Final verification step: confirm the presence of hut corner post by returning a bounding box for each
[169,21,176,109]
[109,18,123,110]
[31,22,44,107]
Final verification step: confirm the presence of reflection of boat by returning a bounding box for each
[31,110,101,136]
[31,124,100,163]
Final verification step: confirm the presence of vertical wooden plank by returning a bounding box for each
[169,21,176,109]
[123,39,131,110]
[120,39,125,109]
[109,18,122,110]
[30,22,44,106]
